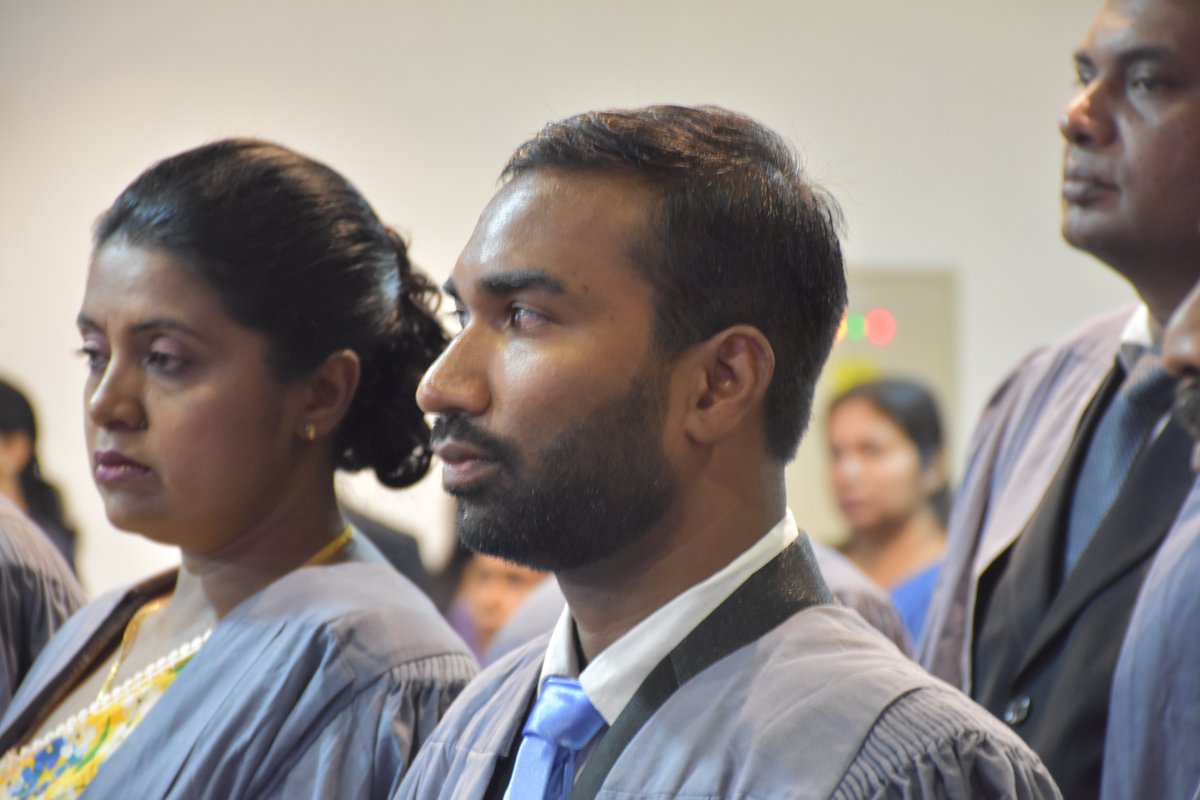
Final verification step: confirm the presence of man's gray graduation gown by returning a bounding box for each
[398,541,1059,799]
[0,537,477,799]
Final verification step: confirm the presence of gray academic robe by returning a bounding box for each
[0,536,477,799]
[400,541,1059,799]
[1101,517,1200,800]
[0,495,84,714]
[920,307,1200,797]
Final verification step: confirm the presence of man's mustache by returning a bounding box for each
[430,415,521,468]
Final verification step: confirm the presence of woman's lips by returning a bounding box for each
[93,450,152,485]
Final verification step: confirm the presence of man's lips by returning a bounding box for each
[433,440,503,490]
[93,450,152,484]
[1063,164,1117,203]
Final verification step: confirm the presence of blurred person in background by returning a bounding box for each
[453,552,547,661]
[827,378,948,644]
[0,139,475,799]
[0,379,80,570]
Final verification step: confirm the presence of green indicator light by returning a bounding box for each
[847,313,867,341]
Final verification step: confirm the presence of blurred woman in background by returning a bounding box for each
[0,139,475,799]
[453,553,547,661]
[0,380,79,570]
[827,378,949,644]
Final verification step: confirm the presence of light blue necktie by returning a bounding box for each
[504,677,605,800]
[1063,348,1174,578]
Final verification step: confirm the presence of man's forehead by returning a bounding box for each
[1082,0,1200,60]
[452,169,655,293]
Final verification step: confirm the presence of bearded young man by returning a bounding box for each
[399,105,1057,800]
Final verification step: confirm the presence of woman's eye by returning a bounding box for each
[78,345,109,374]
[144,349,186,375]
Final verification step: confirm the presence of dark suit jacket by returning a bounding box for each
[972,366,1192,798]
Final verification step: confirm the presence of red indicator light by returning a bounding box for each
[866,308,896,345]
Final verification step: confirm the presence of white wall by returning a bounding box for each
[0,0,1129,594]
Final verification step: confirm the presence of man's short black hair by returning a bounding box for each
[503,105,847,461]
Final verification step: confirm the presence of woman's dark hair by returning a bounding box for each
[0,378,78,563]
[94,139,447,488]
[830,377,951,526]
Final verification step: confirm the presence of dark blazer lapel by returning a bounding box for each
[983,366,1120,655]
[1017,416,1193,679]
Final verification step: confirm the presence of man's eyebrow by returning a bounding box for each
[476,269,566,297]
[1074,45,1176,70]
[1117,45,1175,68]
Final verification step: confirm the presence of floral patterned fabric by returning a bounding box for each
[0,654,196,799]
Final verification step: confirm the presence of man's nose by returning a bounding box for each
[1060,80,1117,148]
[417,326,491,419]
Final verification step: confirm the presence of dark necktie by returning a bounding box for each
[1063,348,1174,578]
[503,676,605,800]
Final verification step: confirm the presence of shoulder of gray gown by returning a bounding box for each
[397,606,1059,799]
[2,543,478,799]
[0,494,84,713]
[397,634,550,800]
[809,538,913,656]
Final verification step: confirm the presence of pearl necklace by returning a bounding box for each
[9,526,355,762]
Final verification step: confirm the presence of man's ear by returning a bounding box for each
[295,349,362,442]
[682,325,775,446]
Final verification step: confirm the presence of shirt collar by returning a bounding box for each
[538,511,799,724]
[1118,305,1155,372]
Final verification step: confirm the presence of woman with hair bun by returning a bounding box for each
[0,139,476,799]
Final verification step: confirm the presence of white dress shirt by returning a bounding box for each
[538,510,799,724]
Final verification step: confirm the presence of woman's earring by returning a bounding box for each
[302,423,317,441]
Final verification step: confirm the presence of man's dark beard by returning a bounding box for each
[433,358,677,573]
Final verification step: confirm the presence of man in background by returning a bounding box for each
[921,0,1200,796]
